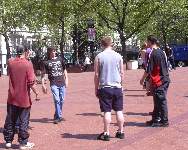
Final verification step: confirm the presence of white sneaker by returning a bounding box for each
[5,142,12,149]
[19,142,35,150]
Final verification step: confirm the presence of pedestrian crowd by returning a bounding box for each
[1,35,171,149]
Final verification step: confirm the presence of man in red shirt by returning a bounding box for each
[3,45,37,149]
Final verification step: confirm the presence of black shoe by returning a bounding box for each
[97,132,110,141]
[150,122,161,127]
[53,118,63,124]
[115,131,125,139]
[159,121,169,127]
[146,120,154,126]
[146,120,160,127]
[148,112,153,115]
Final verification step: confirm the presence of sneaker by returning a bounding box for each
[148,112,153,115]
[146,118,161,126]
[19,142,35,150]
[146,120,154,126]
[159,121,169,127]
[115,131,125,139]
[5,143,12,149]
[150,122,161,127]
[53,118,63,124]
[97,132,110,141]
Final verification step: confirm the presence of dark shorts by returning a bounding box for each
[98,87,123,112]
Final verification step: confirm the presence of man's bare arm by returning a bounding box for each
[94,57,99,97]
[120,59,124,87]
[64,69,68,88]
[41,73,47,94]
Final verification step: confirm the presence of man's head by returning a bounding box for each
[146,35,160,48]
[47,47,56,60]
[101,36,113,49]
[16,45,29,58]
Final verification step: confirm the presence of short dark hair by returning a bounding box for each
[47,47,56,60]
[16,45,29,56]
[147,35,160,46]
[101,36,113,48]
[16,45,25,55]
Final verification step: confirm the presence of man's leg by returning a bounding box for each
[113,88,125,139]
[158,83,169,125]
[152,92,161,122]
[18,107,34,149]
[97,88,112,141]
[3,104,19,147]
[51,85,62,123]
[103,112,111,134]
[146,89,161,127]
[59,86,65,113]
[116,111,124,132]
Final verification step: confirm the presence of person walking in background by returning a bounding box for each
[94,36,125,141]
[164,45,176,70]
[41,47,68,124]
[138,43,147,69]
[3,45,38,149]
[140,35,170,127]
[84,55,91,72]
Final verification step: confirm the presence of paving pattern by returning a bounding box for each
[0,67,188,150]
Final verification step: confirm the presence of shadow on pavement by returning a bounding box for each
[30,118,54,124]
[62,133,98,140]
[125,94,146,97]
[76,113,101,117]
[0,127,4,133]
[0,143,19,149]
[111,122,146,127]
[125,122,146,127]
[125,112,150,116]
[124,89,146,92]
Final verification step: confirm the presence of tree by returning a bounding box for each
[138,0,188,46]
[89,0,166,62]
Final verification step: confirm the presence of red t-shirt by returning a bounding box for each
[7,57,35,108]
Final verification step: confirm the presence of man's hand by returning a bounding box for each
[65,80,68,88]
[42,85,47,94]
[95,89,99,98]
[35,93,40,101]
[140,72,148,86]
[140,78,145,85]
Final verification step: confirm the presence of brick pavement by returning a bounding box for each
[0,67,188,150]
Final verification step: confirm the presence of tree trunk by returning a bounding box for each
[72,24,79,64]
[161,21,167,47]
[119,31,128,70]
[3,33,10,63]
[60,15,65,59]
[3,33,10,75]
[119,29,127,63]
[185,35,188,45]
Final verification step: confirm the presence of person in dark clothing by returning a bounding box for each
[165,46,176,70]
[140,35,170,127]
[41,47,68,124]
[3,45,38,149]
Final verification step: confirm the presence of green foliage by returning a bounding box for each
[138,0,188,45]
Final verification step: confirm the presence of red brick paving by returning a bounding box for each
[0,67,188,150]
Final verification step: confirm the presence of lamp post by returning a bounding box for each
[87,18,96,61]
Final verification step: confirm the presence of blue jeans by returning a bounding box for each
[51,85,65,119]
